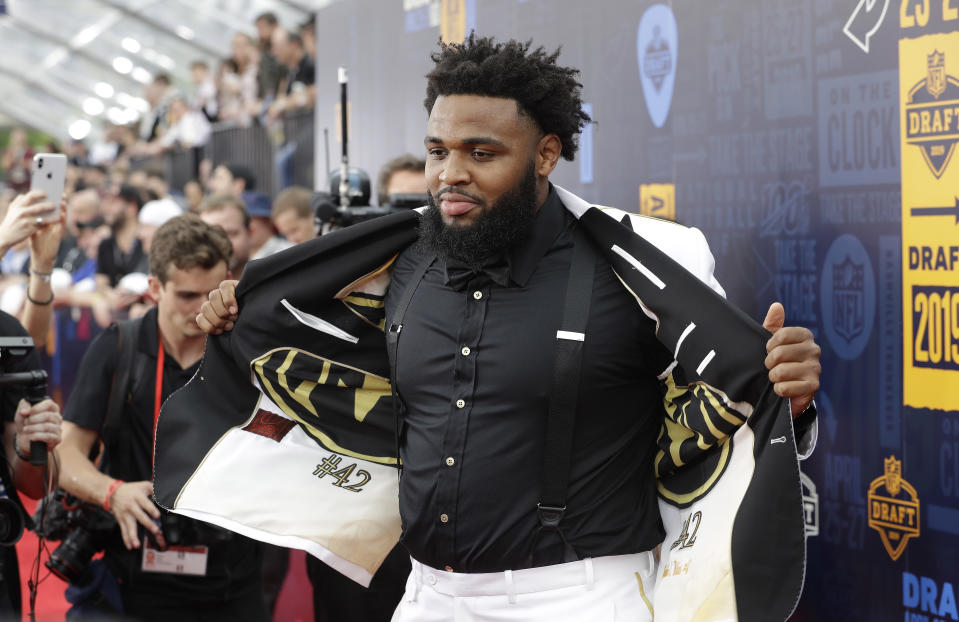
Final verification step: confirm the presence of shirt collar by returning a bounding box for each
[507,184,570,287]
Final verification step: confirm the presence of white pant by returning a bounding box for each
[391,552,656,622]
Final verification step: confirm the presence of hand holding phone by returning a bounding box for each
[0,191,63,256]
[29,153,67,220]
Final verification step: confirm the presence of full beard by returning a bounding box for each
[419,161,539,268]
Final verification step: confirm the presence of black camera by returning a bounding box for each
[0,493,24,547]
[313,168,427,229]
[37,490,234,584]
[36,492,118,584]
[385,192,429,210]
[159,513,233,547]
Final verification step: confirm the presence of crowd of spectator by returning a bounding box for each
[0,9,428,620]
[127,11,316,158]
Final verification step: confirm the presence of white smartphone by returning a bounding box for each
[29,153,67,219]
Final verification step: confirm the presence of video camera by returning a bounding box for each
[0,336,51,548]
[312,167,427,229]
[317,68,427,230]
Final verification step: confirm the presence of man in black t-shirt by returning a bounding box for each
[96,185,149,321]
[267,28,315,123]
[58,215,267,621]
[97,185,148,289]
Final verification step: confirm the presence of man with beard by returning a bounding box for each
[197,35,821,620]
[198,195,252,278]
[96,185,148,310]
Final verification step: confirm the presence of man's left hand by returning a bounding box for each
[762,302,821,418]
[14,398,62,455]
[29,197,66,271]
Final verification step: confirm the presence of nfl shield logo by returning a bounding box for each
[927,50,946,99]
[637,4,677,128]
[832,256,865,344]
[643,26,672,92]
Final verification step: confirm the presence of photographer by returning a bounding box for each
[0,189,65,615]
[57,215,267,621]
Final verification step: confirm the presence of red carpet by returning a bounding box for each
[16,496,68,622]
[15,497,313,621]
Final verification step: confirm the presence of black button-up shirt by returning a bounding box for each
[387,187,675,573]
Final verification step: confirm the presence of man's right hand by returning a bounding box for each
[109,480,166,550]
[197,279,239,335]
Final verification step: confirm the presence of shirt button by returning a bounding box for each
[428,575,437,585]
[461,346,471,356]
[473,290,483,300]
[444,565,454,572]
[445,457,455,466]
[440,513,449,523]
[455,399,465,409]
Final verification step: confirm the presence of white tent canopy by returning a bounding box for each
[0,0,328,141]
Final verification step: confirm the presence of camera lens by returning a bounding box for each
[0,498,24,546]
[47,528,99,583]
[37,159,43,169]
[47,173,52,179]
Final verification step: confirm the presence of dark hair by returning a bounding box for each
[255,11,278,26]
[149,214,232,283]
[376,154,426,205]
[199,194,251,228]
[190,60,208,71]
[222,163,256,191]
[424,34,591,161]
[271,186,313,220]
[153,73,172,87]
[287,32,303,48]
[117,184,145,211]
[144,164,166,182]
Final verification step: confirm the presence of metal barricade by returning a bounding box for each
[164,147,200,194]
[206,122,278,197]
[281,107,315,190]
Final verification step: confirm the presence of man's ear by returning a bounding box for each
[147,275,163,304]
[535,133,562,178]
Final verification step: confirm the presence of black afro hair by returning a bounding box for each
[424,34,592,161]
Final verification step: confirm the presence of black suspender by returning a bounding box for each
[530,228,597,565]
[386,254,436,470]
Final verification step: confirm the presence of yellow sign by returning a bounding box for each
[639,183,676,222]
[867,456,920,561]
[899,34,959,410]
[440,0,466,44]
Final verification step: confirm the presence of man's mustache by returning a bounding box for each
[434,187,485,205]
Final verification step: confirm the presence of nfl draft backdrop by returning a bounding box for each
[170,0,959,620]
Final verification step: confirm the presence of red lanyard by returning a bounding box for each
[152,339,165,466]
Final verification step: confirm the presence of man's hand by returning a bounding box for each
[109,481,165,550]
[0,190,61,256]
[14,398,61,454]
[196,279,239,335]
[28,195,66,271]
[763,302,821,418]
